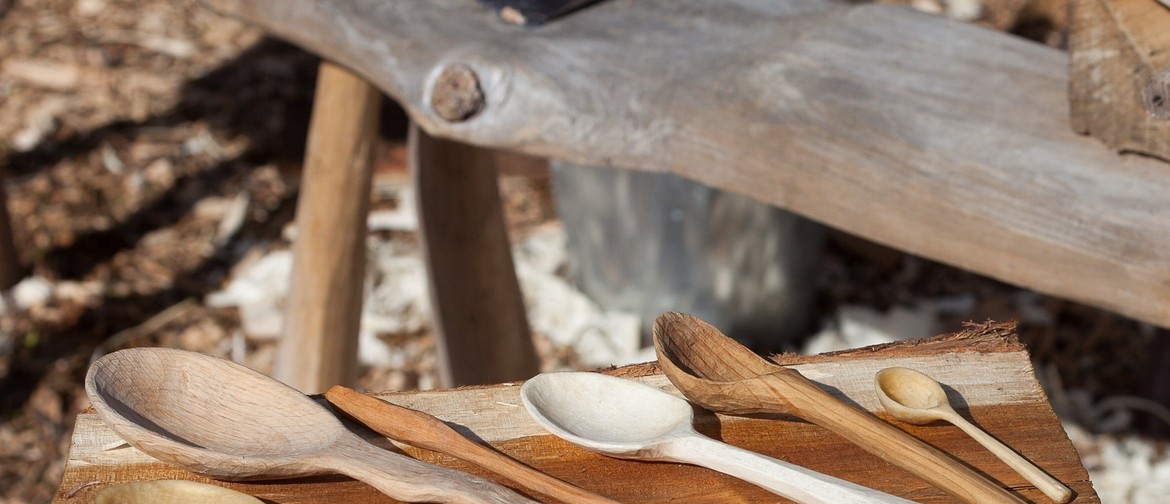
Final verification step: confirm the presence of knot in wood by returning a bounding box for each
[431,64,485,122]
[1142,68,1170,120]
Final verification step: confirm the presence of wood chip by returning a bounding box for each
[2,59,82,90]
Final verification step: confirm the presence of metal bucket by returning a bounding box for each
[551,162,823,351]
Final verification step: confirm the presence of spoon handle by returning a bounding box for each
[764,369,1024,504]
[666,434,916,504]
[325,434,540,504]
[945,412,1073,503]
[326,386,620,504]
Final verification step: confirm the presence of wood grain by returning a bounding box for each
[522,372,915,503]
[411,125,540,387]
[84,348,533,503]
[1070,0,1170,159]
[652,313,1022,503]
[325,385,620,504]
[876,367,1072,503]
[57,323,1098,503]
[205,0,1170,330]
[277,61,380,393]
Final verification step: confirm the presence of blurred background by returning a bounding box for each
[0,0,1167,502]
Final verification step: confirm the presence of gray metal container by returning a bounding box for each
[551,162,823,351]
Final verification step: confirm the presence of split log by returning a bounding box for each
[1069,0,1170,158]
[207,0,1170,330]
[54,323,1099,502]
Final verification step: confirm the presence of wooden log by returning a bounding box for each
[411,124,540,387]
[1069,0,1170,158]
[54,322,1099,503]
[276,62,380,393]
[206,0,1170,330]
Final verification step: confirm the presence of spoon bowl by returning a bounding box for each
[522,371,914,504]
[86,348,534,503]
[95,480,263,504]
[652,312,1023,504]
[522,371,694,458]
[87,347,340,478]
[875,367,1073,503]
[874,367,953,425]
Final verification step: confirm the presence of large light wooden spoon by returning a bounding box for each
[324,385,620,504]
[85,348,535,504]
[875,367,1072,503]
[652,312,1023,504]
[95,480,262,504]
[521,371,914,504]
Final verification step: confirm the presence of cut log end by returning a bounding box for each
[1142,68,1170,120]
[430,64,485,122]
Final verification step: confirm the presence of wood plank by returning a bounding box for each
[276,62,380,393]
[54,323,1098,503]
[410,125,540,387]
[206,0,1170,330]
[1069,0,1170,157]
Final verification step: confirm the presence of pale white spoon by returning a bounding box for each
[521,372,915,504]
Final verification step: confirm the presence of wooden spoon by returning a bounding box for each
[95,480,262,504]
[324,385,620,504]
[875,367,1073,503]
[652,312,1023,504]
[521,371,915,504]
[85,348,535,504]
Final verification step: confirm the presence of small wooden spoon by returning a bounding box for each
[95,480,262,504]
[521,371,914,504]
[85,348,535,504]
[652,312,1023,504]
[324,385,620,504]
[875,367,1073,503]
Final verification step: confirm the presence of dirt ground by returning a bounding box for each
[0,1,1167,503]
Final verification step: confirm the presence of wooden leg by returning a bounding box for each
[276,62,380,393]
[411,124,539,387]
[0,176,22,290]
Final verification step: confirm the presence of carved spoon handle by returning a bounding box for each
[765,369,1024,504]
[325,386,620,504]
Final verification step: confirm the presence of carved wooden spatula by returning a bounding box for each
[324,385,620,504]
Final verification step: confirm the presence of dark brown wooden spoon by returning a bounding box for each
[652,312,1023,504]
